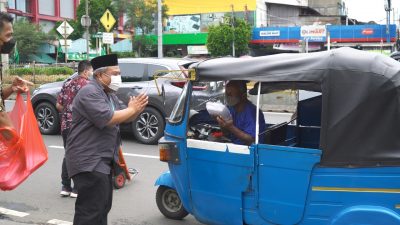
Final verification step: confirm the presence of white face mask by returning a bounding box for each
[108,75,122,92]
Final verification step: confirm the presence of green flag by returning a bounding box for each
[56,43,64,62]
[57,43,63,57]
[101,46,106,56]
[13,41,19,64]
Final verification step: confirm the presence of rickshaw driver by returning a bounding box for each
[216,80,266,145]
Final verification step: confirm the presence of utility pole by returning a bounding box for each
[385,0,391,43]
[157,0,163,58]
[85,0,89,59]
[244,4,248,22]
[81,0,91,59]
[231,4,235,57]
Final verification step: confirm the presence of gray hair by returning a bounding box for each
[93,67,108,77]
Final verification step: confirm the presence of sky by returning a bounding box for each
[346,0,400,24]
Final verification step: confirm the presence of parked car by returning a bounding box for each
[390,51,400,61]
[31,58,223,144]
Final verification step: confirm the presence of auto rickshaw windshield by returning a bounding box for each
[169,82,190,124]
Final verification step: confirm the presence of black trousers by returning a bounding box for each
[72,171,113,225]
[61,129,71,187]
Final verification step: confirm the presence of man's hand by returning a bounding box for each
[216,115,234,130]
[11,76,34,93]
[107,93,149,126]
[128,93,148,114]
[216,115,254,145]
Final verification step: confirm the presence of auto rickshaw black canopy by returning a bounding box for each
[190,47,400,167]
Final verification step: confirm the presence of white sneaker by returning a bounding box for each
[60,186,72,197]
[70,190,78,198]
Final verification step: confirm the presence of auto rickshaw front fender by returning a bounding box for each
[155,171,175,189]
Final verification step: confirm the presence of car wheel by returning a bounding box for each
[132,107,164,145]
[156,186,188,220]
[34,102,60,135]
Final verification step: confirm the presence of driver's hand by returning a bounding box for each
[216,115,233,130]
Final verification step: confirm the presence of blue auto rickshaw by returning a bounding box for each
[155,47,400,225]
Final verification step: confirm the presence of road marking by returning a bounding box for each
[0,207,29,217]
[47,219,73,225]
[48,145,64,149]
[48,146,159,159]
[122,153,159,159]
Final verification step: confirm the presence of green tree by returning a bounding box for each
[113,0,131,17]
[206,17,251,57]
[13,20,49,62]
[125,0,168,56]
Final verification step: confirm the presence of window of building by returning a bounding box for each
[25,0,31,13]
[39,20,55,33]
[16,0,26,12]
[39,0,55,16]
[7,0,28,12]
[60,0,74,19]
[8,0,15,9]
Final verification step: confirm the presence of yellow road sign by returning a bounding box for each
[100,9,116,32]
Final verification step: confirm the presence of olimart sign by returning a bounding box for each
[300,25,327,42]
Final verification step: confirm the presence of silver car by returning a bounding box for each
[32,58,223,144]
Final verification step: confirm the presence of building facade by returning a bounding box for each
[157,0,350,56]
[6,0,79,32]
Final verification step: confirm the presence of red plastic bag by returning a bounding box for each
[0,92,48,190]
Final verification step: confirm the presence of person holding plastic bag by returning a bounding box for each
[65,54,148,225]
[0,12,33,128]
[0,12,46,191]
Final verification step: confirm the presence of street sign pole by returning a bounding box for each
[64,21,68,63]
[96,37,99,56]
[231,4,235,57]
[100,9,116,55]
[57,20,74,63]
[86,0,89,59]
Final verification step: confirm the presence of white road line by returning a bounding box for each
[48,145,64,149]
[122,153,159,159]
[0,207,29,217]
[48,146,159,159]
[47,219,73,225]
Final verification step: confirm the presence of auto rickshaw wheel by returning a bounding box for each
[156,186,189,220]
[113,172,126,189]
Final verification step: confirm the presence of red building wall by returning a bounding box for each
[7,0,79,24]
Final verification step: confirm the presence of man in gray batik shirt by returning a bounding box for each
[65,54,148,225]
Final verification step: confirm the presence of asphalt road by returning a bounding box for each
[0,100,203,225]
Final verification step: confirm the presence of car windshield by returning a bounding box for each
[169,82,189,123]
